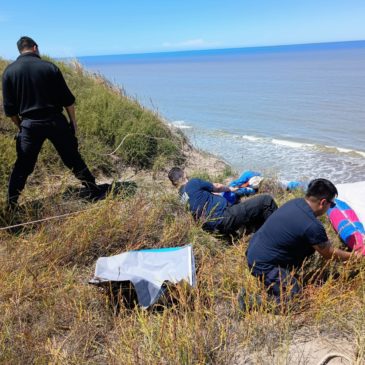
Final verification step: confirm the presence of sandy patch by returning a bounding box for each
[232,335,356,365]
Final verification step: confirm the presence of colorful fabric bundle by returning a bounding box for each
[327,199,365,255]
[223,170,263,204]
[285,181,307,191]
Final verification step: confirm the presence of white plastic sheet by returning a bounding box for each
[90,244,196,308]
[336,181,365,224]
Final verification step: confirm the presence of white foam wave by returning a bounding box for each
[271,139,314,149]
[189,129,365,184]
[336,147,353,153]
[194,128,365,159]
[324,145,365,158]
[239,135,261,142]
[171,120,192,129]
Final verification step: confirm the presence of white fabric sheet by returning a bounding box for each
[336,181,365,224]
[90,244,196,308]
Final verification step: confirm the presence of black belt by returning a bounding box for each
[21,108,61,119]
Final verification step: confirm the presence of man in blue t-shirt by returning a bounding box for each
[168,167,277,235]
[245,178,359,305]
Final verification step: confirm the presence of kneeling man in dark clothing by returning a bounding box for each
[246,178,359,305]
[168,167,278,235]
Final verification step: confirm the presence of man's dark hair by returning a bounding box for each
[305,178,338,201]
[17,36,38,52]
[168,167,185,186]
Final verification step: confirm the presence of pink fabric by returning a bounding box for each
[328,206,365,255]
[348,232,365,254]
[328,209,345,229]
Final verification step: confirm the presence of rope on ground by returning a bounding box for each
[103,133,179,156]
[317,352,353,365]
[0,133,185,232]
[0,206,98,232]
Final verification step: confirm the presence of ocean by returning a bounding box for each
[78,41,365,184]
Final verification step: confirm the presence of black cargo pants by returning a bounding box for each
[218,194,278,235]
[8,113,96,205]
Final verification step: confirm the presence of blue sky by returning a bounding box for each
[1,0,365,59]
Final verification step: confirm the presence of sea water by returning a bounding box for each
[79,41,365,183]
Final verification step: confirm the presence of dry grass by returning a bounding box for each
[0,57,364,364]
[1,181,364,364]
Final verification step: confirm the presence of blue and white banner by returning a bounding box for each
[90,244,196,308]
[336,181,365,225]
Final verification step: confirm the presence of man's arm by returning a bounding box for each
[212,183,238,193]
[313,241,355,261]
[3,71,20,127]
[9,115,21,130]
[65,104,77,134]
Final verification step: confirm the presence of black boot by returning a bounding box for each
[82,182,104,201]
[6,193,19,212]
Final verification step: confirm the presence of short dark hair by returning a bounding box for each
[305,178,338,201]
[17,36,38,52]
[168,167,185,186]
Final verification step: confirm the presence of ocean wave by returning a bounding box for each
[228,131,365,157]
[170,120,193,129]
[270,139,365,158]
[183,130,365,184]
[185,127,365,159]
[239,135,262,142]
[322,145,365,158]
[271,138,314,149]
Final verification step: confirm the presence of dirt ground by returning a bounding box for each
[232,334,356,365]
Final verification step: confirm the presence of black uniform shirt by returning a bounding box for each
[2,52,75,118]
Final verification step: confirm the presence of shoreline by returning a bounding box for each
[176,124,365,184]
[168,123,231,177]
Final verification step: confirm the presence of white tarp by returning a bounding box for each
[90,244,196,308]
[336,181,365,224]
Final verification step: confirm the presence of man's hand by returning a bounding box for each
[65,104,77,135]
[212,183,232,193]
[10,115,21,130]
[70,119,78,135]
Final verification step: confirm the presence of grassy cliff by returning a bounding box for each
[0,58,364,364]
[0,57,185,204]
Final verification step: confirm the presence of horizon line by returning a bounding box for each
[76,39,365,59]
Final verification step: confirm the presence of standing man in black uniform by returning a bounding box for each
[2,36,98,207]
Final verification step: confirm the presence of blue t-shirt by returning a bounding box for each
[179,178,227,230]
[247,198,328,272]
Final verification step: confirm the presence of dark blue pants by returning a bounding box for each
[251,266,302,304]
[8,114,95,205]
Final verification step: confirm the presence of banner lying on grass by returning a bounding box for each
[90,244,196,308]
[336,181,365,225]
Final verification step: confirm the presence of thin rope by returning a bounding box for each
[317,352,353,365]
[0,133,186,231]
[0,206,98,232]
[102,133,181,156]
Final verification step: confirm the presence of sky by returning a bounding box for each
[1,0,365,59]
